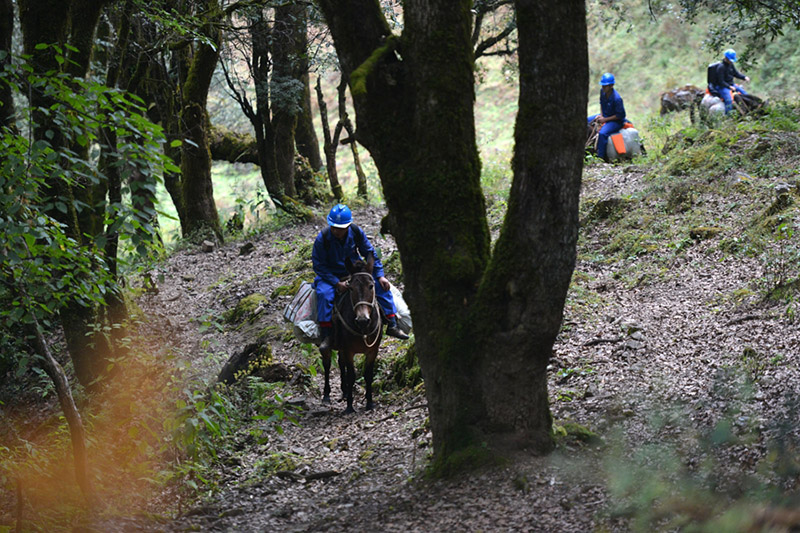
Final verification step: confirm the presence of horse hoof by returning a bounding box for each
[322,396,331,404]
[365,402,374,411]
[344,406,355,414]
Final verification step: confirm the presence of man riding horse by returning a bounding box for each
[708,48,751,115]
[312,204,409,352]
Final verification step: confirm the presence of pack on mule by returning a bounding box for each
[659,84,705,115]
[321,256,383,413]
[586,118,644,162]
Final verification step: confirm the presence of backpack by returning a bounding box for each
[707,62,722,87]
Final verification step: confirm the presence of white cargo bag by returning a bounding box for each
[606,127,643,161]
[390,283,413,334]
[283,281,321,344]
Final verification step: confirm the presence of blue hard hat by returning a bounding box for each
[724,49,737,62]
[600,72,615,86]
[327,204,352,228]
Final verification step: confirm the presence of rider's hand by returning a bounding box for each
[745,76,751,82]
[335,281,348,293]
[377,276,391,291]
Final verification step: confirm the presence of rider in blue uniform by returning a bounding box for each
[587,72,626,162]
[708,49,750,114]
[312,204,409,351]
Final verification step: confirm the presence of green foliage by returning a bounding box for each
[0,45,173,368]
[601,370,800,532]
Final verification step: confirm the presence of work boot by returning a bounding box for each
[385,317,409,340]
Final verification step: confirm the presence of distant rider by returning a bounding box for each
[312,204,409,351]
[587,72,626,162]
[708,49,750,114]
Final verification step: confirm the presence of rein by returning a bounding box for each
[333,272,381,348]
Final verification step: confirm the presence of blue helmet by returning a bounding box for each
[327,204,352,228]
[600,72,615,86]
[724,49,737,62]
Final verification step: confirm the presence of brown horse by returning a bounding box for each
[321,256,383,413]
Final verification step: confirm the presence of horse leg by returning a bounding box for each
[343,352,356,414]
[338,349,348,400]
[321,348,332,404]
[364,349,378,411]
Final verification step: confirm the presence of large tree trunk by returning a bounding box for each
[180,0,223,241]
[293,6,323,171]
[0,0,15,131]
[318,0,586,465]
[468,0,587,453]
[18,0,115,389]
[271,4,305,198]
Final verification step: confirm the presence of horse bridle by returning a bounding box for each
[334,272,381,347]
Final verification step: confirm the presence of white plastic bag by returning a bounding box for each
[390,283,413,334]
[283,281,321,343]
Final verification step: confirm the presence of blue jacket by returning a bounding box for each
[716,61,746,88]
[312,225,385,286]
[600,89,626,124]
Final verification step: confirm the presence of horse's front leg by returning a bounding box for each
[338,349,348,401]
[364,349,377,411]
[342,352,356,414]
[321,347,332,404]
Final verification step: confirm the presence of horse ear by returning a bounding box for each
[345,256,355,274]
[365,255,374,274]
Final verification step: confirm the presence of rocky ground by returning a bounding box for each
[95,162,800,532]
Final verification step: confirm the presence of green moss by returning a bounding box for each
[689,226,723,241]
[224,293,268,324]
[350,35,398,97]
[427,443,504,478]
[583,197,634,223]
[271,276,308,299]
[257,325,285,342]
[553,421,601,446]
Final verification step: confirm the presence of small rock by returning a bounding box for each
[201,240,215,252]
[239,242,255,256]
[624,339,645,350]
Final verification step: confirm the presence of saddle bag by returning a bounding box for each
[389,283,413,334]
[606,125,642,161]
[283,281,321,344]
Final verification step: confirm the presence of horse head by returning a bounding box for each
[345,256,376,332]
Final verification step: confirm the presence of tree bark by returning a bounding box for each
[0,0,15,131]
[290,5,323,171]
[180,0,223,241]
[28,319,95,506]
[337,81,368,198]
[271,4,305,198]
[210,124,259,164]
[318,0,586,465]
[315,76,344,200]
[18,0,115,389]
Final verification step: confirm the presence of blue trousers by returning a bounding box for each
[709,84,748,114]
[588,115,623,160]
[314,277,397,324]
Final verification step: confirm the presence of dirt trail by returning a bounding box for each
[122,166,800,532]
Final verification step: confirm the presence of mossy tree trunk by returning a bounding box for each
[18,0,115,389]
[318,0,587,465]
[222,6,312,220]
[180,0,223,241]
[0,0,15,131]
[295,50,323,171]
[271,4,304,198]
